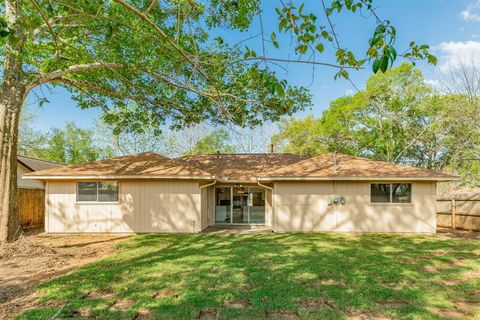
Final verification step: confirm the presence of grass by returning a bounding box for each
[18,233,480,319]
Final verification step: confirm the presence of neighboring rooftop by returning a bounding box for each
[260,153,457,181]
[17,155,65,172]
[23,152,213,179]
[176,153,308,181]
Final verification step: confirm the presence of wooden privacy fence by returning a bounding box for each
[437,193,480,231]
[17,188,45,229]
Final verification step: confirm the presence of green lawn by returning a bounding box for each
[19,233,480,319]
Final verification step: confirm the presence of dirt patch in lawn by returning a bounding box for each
[68,306,91,318]
[86,289,115,300]
[344,310,389,319]
[266,311,300,319]
[223,299,249,309]
[109,299,134,311]
[134,309,152,320]
[296,297,334,309]
[427,307,468,319]
[0,230,130,319]
[198,308,217,319]
[153,290,179,299]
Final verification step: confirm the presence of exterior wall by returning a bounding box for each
[17,163,45,189]
[45,180,201,233]
[274,181,437,233]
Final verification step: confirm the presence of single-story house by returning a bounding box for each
[17,155,64,189]
[23,152,456,234]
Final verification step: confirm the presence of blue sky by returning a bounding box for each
[28,0,480,132]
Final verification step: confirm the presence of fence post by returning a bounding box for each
[451,199,456,230]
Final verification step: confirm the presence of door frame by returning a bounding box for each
[214,186,266,225]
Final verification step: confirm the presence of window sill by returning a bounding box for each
[75,201,120,205]
[369,202,413,206]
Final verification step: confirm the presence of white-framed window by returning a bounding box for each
[77,181,119,202]
[370,183,411,203]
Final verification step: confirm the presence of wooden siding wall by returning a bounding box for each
[274,181,437,233]
[45,180,201,233]
[18,188,45,229]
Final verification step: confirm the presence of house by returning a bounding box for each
[23,152,456,234]
[17,155,64,189]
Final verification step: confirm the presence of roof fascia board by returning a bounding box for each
[23,175,216,180]
[258,176,459,182]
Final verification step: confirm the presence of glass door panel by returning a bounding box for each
[215,187,231,223]
[248,188,265,224]
[232,187,248,223]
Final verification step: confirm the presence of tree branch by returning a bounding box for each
[55,77,187,117]
[112,0,211,84]
[235,57,363,69]
[144,0,158,15]
[26,63,125,93]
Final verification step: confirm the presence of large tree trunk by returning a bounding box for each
[0,87,24,242]
[0,0,25,242]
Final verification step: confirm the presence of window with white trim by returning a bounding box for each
[371,183,411,203]
[77,181,119,202]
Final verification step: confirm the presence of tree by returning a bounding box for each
[18,105,47,157]
[0,0,436,242]
[272,115,324,156]
[184,128,234,155]
[273,64,447,164]
[41,122,104,164]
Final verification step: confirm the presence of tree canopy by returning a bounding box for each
[272,63,480,187]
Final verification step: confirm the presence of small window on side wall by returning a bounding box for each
[370,183,411,203]
[77,181,118,202]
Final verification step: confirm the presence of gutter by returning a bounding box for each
[200,179,217,189]
[257,176,459,182]
[22,175,216,180]
[257,179,273,191]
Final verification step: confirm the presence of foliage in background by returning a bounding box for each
[184,128,235,155]
[272,63,480,188]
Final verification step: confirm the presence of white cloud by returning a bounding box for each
[461,1,480,22]
[424,79,442,89]
[435,41,480,71]
[345,89,355,96]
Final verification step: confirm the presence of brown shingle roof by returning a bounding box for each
[24,152,213,179]
[260,153,457,181]
[175,153,309,181]
[23,151,457,182]
[18,155,64,171]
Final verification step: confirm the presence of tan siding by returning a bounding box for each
[273,181,436,233]
[265,189,273,227]
[200,187,208,230]
[275,182,336,232]
[45,180,201,233]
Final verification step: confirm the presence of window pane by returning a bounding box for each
[78,182,97,202]
[371,184,390,203]
[98,181,119,202]
[215,187,231,223]
[392,184,411,203]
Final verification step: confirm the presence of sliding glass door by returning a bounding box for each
[214,186,265,224]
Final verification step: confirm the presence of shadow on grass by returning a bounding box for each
[16,233,480,319]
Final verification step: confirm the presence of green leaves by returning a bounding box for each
[0,17,12,39]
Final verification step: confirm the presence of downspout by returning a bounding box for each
[257,178,274,232]
[200,178,217,190]
[257,178,273,191]
[199,178,217,232]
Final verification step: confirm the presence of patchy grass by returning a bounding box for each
[17,233,480,319]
